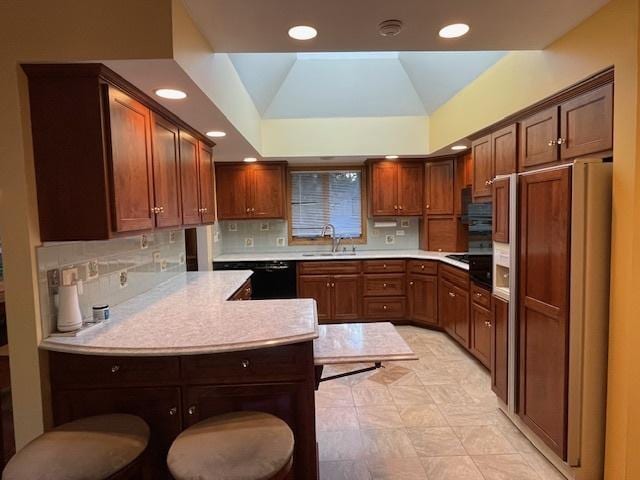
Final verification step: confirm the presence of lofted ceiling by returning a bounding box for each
[183,0,609,53]
[229,51,506,118]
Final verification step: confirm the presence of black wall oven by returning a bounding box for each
[468,202,493,288]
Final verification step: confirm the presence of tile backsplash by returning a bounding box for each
[217,218,420,254]
[37,231,186,335]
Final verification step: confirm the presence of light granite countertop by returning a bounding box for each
[213,249,470,270]
[39,271,318,356]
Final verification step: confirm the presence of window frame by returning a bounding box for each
[287,165,368,246]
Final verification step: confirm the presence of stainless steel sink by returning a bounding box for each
[301,251,357,257]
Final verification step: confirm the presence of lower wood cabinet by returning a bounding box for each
[298,275,332,322]
[362,297,406,319]
[407,274,438,327]
[470,283,492,368]
[492,296,509,405]
[297,274,361,323]
[439,278,470,347]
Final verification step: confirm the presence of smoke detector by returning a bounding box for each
[378,19,403,37]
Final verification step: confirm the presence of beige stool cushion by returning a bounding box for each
[168,411,294,480]
[3,414,149,480]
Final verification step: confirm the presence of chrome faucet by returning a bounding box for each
[320,224,340,252]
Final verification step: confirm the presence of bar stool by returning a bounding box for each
[167,411,294,480]
[2,414,149,480]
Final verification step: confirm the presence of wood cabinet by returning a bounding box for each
[179,131,216,225]
[492,124,518,176]
[363,274,405,297]
[298,275,333,323]
[362,260,406,320]
[472,124,517,201]
[471,134,493,200]
[470,283,492,368]
[439,265,470,348]
[369,161,423,216]
[198,142,216,223]
[421,216,466,252]
[230,279,252,301]
[425,159,454,215]
[24,63,216,240]
[492,177,510,243]
[215,162,286,220]
[298,272,360,323]
[492,296,509,405]
[520,83,613,170]
[518,166,571,458]
[407,274,438,327]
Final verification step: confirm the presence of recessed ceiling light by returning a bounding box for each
[439,23,470,39]
[385,155,399,160]
[154,88,187,100]
[244,157,257,163]
[451,145,468,151]
[206,131,226,138]
[288,25,317,40]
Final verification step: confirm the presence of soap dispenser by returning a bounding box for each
[57,277,83,333]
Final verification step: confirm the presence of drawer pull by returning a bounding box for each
[475,293,482,297]
[111,365,120,374]
[383,283,387,288]
[168,407,177,416]
[188,406,196,416]
[331,283,335,288]
[383,264,387,268]
[326,282,330,288]
[448,292,455,298]
[420,264,425,269]
[241,359,250,368]
[409,281,414,286]
[485,321,492,328]
[383,305,388,310]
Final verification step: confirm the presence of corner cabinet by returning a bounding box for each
[369,161,423,216]
[215,162,286,220]
[23,63,216,241]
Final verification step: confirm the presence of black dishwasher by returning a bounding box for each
[213,261,297,299]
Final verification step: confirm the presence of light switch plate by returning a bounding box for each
[276,237,286,247]
[119,270,128,288]
[228,223,238,232]
[152,251,161,263]
[385,234,395,245]
[169,231,177,244]
[160,259,168,272]
[87,259,99,280]
[400,219,410,228]
[244,237,254,248]
[214,231,220,243]
[140,234,149,250]
[61,267,79,286]
[260,222,269,231]
[179,253,185,265]
[396,230,405,236]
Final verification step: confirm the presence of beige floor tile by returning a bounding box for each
[317,430,364,461]
[389,385,434,406]
[316,406,359,432]
[522,452,566,480]
[389,372,423,386]
[405,426,466,457]
[495,422,538,454]
[453,425,518,455]
[398,404,449,427]
[423,384,476,405]
[420,455,484,480]
[320,460,371,480]
[360,429,418,458]
[352,385,394,406]
[439,402,501,426]
[366,456,427,480]
[316,383,354,407]
[415,369,457,385]
[472,454,542,480]
[356,405,404,429]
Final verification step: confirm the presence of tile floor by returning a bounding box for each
[315,325,566,480]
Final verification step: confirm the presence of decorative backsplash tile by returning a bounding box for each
[217,218,420,254]
[36,231,186,335]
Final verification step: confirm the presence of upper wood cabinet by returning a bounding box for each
[23,63,216,241]
[198,143,216,224]
[471,134,493,201]
[520,83,613,170]
[369,161,422,216]
[215,163,286,220]
[179,131,202,226]
[492,177,510,243]
[425,160,454,215]
[492,124,518,176]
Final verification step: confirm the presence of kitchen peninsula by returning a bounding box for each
[39,271,417,479]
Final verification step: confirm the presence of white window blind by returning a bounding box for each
[290,170,363,239]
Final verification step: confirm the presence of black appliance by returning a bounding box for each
[467,202,493,288]
[213,260,297,299]
[445,254,469,264]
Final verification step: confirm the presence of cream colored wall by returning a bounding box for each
[0,0,174,448]
[429,0,639,477]
[261,116,429,157]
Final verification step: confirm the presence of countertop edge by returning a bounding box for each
[314,353,419,366]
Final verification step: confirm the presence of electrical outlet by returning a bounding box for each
[119,271,128,288]
[152,251,161,263]
[169,231,177,244]
[244,237,254,248]
[140,234,149,249]
[61,267,79,286]
[276,237,286,247]
[214,231,220,243]
[179,253,185,265]
[47,269,60,291]
[87,259,99,280]
[400,219,410,228]
[228,223,238,232]
[260,222,269,231]
[160,259,168,272]
[385,234,395,245]
[396,230,405,236]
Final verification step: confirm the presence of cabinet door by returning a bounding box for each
[198,142,216,223]
[492,296,509,405]
[470,303,491,368]
[107,86,154,232]
[492,177,510,243]
[397,162,423,215]
[440,279,469,347]
[53,387,181,474]
[216,164,249,219]
[519,166,571,458]
[423,216,460,252]
[472,134,493,200]
[179,130,201,225]
[150,114,182,228]
[425,160,454,215]
[332,275,361,321]
[492,124,518,175]
[250,164,285,218]
[560,83,613,160]
[370,162,398,216]
[519,106,559,170]
[298,275,332,323]
[408,274,438,326]
[438,277,454,335]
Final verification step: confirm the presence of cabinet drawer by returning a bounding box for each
[230,279,252,301]
[362,260,406,273]
[49,352,180,388]
[363,297,406,319]
[407,260,438,275]
[363,274,406,296]
[439,263,469,289]
[181,343,312,384]
[471,283,492,310]
[298,261,361,275]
